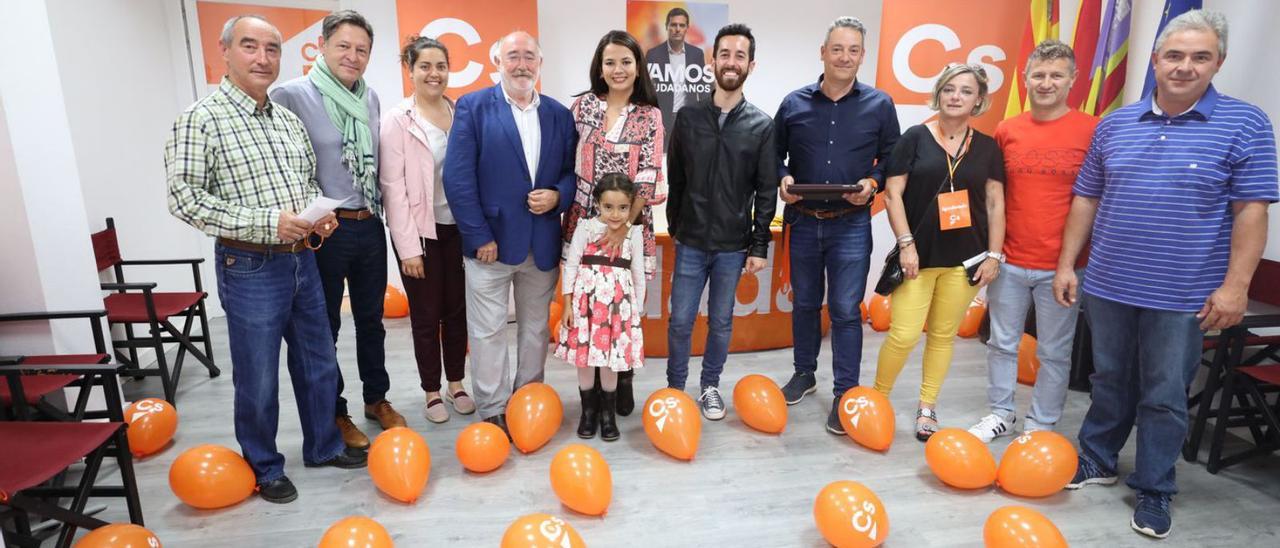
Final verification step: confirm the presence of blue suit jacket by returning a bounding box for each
[443,84,576,271]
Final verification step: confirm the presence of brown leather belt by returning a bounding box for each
[580,255,632,269]
[217,237,303,254]
[335,208,374,220]
[791,204,861,220]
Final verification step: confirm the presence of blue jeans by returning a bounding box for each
[788,211,872,397]
[666,243,747,390]
[215,244,345,483]
[314,216,389,416]
[1078,292,1202,495]
[985,263,1079,428]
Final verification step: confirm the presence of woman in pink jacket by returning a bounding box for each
[379,36,474,423]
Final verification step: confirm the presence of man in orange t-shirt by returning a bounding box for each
[968,40,1098,443]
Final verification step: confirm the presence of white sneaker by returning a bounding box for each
[699,386,726,421]
[967,413,1015,443]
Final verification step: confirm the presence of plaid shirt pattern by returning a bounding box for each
[166,78,318,244]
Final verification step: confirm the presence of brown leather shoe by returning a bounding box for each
[336,415,370,449]
[364,400,407,430]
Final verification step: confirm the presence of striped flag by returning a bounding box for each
[1141,0,1203,97]
[1004,0,1061,119]
[1067,0,1102,109]
[1080,0,1132,116]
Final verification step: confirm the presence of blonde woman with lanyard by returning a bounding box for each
[875,63,1006,441]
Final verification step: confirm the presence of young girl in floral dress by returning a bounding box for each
[556,174,646,442]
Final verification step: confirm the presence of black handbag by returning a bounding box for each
[873,177,961,296]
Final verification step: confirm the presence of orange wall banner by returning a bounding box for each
[393,0,539,99]
[874,0,1030,135]
[642,230,830,358]
[194,1,329,89]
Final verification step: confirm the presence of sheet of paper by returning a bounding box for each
[298,197,344,223]
[962,251,989,269]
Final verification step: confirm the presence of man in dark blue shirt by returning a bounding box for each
[774,16,899,434]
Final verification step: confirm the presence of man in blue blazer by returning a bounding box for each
[443,31,576,434]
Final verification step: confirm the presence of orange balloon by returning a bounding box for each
[869,294,891,332]
[859,301,869,323]
[368,427,431,503]
[732,374,787,434]
[384,285,409,318]
[168,444,255,509]
[642,388,702,460]
[736,271,760,304]
[507,383,564,454]
[983,506,1068,548]
[124,397,178,457]
[318,516,394,548]
[958,304,986,338]
[837,387,895,451]
[548,301,563,343]
[456,421,511,473]
[924,428,997,490]
[997,431,1079,497]
[1017,334,1040,385]
[813,480,890,548]
[549,444,612,516]
[500,513,587,548]
[74,524,161,548]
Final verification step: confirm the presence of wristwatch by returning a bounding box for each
[987,252,1006,263]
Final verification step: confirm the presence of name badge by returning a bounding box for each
[937,190,972,230]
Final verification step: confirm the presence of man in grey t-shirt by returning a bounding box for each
[271,10,404,450]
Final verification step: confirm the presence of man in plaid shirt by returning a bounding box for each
[165,15,366,504]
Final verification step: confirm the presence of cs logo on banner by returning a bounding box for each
[395,0,540,98]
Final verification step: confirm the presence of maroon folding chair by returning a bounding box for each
[0,360,143,548]
[1206,362,1280,473]
[0,310,111,421]
[92,217,219,404]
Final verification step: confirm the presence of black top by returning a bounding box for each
[666,96,778,258]
[885,124,1005,268]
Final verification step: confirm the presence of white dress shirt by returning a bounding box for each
[668,45,688,112]
[502,85,542,184]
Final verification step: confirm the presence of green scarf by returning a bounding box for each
[308,54,381,217]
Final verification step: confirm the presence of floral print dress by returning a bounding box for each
[564,94,665,279]
[555,218,646,371]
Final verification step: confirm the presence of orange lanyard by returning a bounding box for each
[933,125,973,192]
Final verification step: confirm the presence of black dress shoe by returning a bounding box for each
[305,447,368,469]
[483,414,511,441]
[258,476,298,504]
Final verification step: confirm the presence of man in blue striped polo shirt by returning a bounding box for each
[1052,10,1278,540]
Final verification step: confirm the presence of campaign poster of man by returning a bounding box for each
[627,1,728,150]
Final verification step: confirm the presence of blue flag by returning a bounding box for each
[1142,0,1204,97]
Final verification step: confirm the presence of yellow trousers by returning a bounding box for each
[874,266,980,405]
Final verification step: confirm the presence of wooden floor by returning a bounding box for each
[80,314,1279,547]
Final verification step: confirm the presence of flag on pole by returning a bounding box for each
[1080,0,1132,116]
[1141,0,1203,97]
[1067,0,1102,109]
[1004,0,1061,119]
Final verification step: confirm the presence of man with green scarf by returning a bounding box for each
[272,10,404,449]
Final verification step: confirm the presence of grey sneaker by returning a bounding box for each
[699,386,726,421]
[781,371,817,405]
[825,398,845,435]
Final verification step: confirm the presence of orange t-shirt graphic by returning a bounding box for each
[995,110,1099,270]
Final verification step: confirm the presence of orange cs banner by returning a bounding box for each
[195,1,329,91]
[640,230,829,357]
[394,0,539,99]
[874,0,1029,135]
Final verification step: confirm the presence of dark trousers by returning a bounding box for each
[315,216,389,416]
[395,224,468,392]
